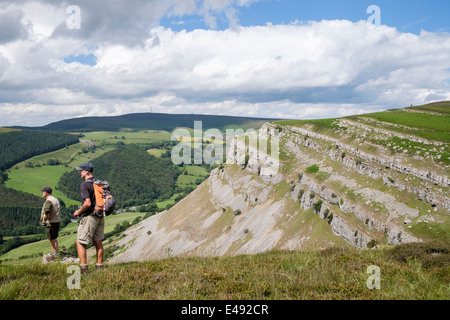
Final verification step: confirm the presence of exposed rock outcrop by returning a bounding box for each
[108,116,448,263]
[42,253,80,264]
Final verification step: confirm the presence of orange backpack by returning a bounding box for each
[91,179,115,216]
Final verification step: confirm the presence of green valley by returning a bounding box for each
[0,106,448,300]
[0,114,260,263]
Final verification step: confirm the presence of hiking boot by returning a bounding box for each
[95,264,103,270]
[80,264,89,274]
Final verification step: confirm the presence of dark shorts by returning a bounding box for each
[46,222,60,240]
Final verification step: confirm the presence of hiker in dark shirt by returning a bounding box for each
[73,162,105,273]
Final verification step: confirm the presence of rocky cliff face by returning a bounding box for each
[108,110,449,263]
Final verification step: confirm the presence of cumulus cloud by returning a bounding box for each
[0,8,30,44]
[2,0,258,45]
[0,1,450,126]
[68,22,450,104]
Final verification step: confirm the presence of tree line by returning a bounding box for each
[0,204,75,236]
[0,130,79,171]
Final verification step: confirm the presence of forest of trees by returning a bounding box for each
[0,130,79,171]
[0,130,79,252]
[0,206,41,231]
[58,145,180,208]
[0,181,75,235]
[0,179,46,236]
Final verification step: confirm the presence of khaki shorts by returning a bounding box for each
[77,215,105,245]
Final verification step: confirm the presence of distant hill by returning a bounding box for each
[10,113,280,132]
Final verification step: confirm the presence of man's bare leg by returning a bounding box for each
[50,239,58,255]
[94,240,104,268]
[76,241,88,272]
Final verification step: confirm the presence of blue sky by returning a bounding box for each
[0,0,450,126]
[161,0,450,34]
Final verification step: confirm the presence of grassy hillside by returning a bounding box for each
[277,101,449,142]
[407,101,450,115]
[0,242,448,300]
[360,110,450,142]
[6,165,79,207]
[276,102,450,169]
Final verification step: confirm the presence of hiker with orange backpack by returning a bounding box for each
[73,162,105,273]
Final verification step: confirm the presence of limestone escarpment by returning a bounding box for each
[263,120,447,243]
[108,114,448,263]
[108,163,347,264]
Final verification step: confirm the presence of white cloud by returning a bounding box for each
[0,1,450,126]
[81,22,450,102]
